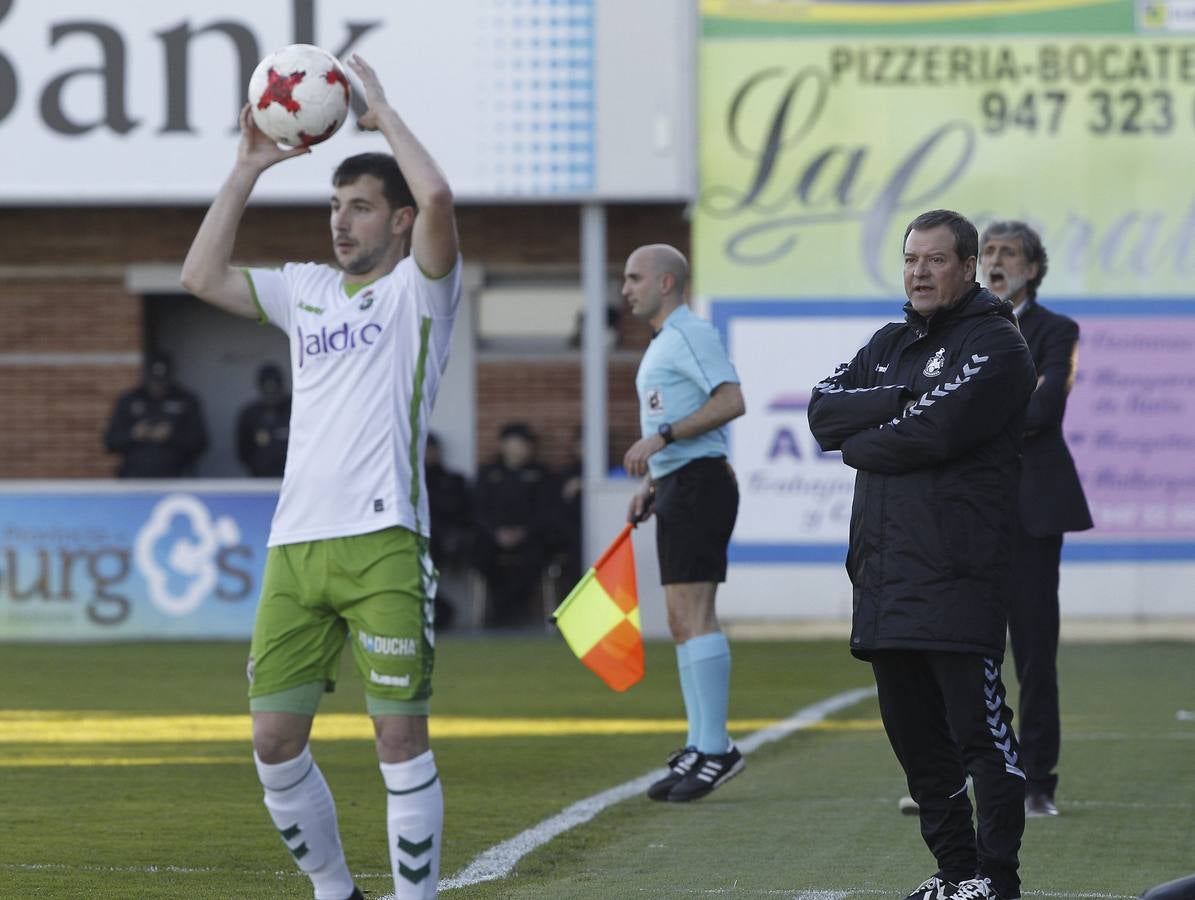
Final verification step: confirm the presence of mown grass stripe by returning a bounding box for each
[0,713,885,744]
[434,686,877,893]
[0,718,889,767]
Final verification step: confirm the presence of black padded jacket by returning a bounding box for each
[808,285,1037,661]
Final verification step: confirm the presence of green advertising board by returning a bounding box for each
[696,0,1195,565]
[697,0,1194,298]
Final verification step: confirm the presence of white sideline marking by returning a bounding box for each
[430,686,877,895]
[0,864,1139,898]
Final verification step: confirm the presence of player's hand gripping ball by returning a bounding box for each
[248,44,351,149]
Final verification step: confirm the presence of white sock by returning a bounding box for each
[380,750,443,899]
[255,745,355,900]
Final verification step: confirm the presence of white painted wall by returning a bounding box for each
[587,480,1195,639]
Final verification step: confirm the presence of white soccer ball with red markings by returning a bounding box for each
[248,44,351,149]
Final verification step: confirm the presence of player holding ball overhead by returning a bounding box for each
[181,52,461,900]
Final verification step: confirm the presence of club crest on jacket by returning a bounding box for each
[923,347,946,377]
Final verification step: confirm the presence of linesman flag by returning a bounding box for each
[551,524,644,691]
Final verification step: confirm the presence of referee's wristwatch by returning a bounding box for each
[657,422,675,445]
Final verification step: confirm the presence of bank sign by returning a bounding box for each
[0,0,694,202]
[0,484,276,640]
[696,0,1195,563]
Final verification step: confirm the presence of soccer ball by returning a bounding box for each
[248,44,351,149]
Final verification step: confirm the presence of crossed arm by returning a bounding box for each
[809,323,1037,475]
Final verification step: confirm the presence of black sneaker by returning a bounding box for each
[345,888,365,900]
[647,746,701,801]
[905,875,960,900]
[666,742,744,802]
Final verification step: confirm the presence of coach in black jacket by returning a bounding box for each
[980,221,1093,820]
[809,210,1036,900]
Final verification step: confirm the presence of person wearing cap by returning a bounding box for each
[235,363,292,478]
[473,422,554,628]
[103,350,209,478]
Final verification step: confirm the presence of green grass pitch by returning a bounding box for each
[0,636,1192,897]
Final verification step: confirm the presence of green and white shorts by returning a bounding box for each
[247,526,435,717]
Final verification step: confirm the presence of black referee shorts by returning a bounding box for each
[653,456,739,585]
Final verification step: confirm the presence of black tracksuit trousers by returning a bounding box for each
[1006,530,1064,799]
[872,650,1027,898]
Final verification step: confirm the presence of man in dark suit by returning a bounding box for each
[980,220,1093,819]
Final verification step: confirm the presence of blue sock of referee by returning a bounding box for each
[686,631,732,754]
[676,642,702,748]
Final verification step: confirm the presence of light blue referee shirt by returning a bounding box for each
[636,304,740,480]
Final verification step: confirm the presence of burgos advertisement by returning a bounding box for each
[0,483,276,640]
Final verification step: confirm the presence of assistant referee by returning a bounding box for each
[621,243,747,804]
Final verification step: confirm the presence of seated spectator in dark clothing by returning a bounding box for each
[549,424,584,599]
[425,432,473,630]
[236,363,291,477]
[426,432,473,568]
[104,351,208,478]
[473,422,552,628]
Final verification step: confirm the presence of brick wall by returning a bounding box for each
[0,203,685,477]
[0,204,687,268]
[0,365,140,478]
[476,358,642,473]
[0,277,143,477]
[1,277,141,353]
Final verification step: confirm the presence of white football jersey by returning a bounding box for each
[244,255,462,546]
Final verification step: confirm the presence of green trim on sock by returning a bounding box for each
[399,861,431,884]
[267,760,315,793]
[385,772,439,796]
[397,834,434,856]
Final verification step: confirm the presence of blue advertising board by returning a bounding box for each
[0,481,278,641]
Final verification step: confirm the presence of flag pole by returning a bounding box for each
[593,523,634,571]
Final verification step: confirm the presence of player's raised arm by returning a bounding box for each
[180,104,309,318]
[347,54,458,278]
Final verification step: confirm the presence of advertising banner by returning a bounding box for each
[0,0,691,202]
[696,0,1195,563]
[0,483,276,641]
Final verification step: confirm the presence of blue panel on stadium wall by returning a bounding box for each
[728,542,1195,564]
[0,485,277,641]
[490,0,596,195]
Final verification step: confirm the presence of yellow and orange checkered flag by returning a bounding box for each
[551,524,644,692]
